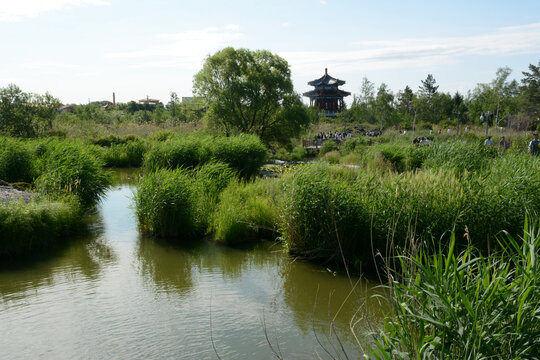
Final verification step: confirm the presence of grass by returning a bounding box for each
[0,137,35,182]
[35,141,112,209]
[368,215,540,359]
[143,134,267,178]
[0,197,82,258]
[135,167,198,239]
[212,178,281,244]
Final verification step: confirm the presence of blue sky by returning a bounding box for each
[1,0,539,105]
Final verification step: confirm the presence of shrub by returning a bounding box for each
[320,140,340,155]
[135,168,198,239]
[35,142,112,209]
[210,134,267,178]
[290,145,307,161]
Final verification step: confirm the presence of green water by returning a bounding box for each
[0,170,383,359]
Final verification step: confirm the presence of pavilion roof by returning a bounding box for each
[303,88,351,98]
[307,68,346,86]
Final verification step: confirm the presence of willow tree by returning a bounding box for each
[193,47,310,144]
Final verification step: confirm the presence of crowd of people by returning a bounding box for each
[316,131,353,141]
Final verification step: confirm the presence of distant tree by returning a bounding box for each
[374,83,395,128]
[0,84,59,137]
[349,77,376,123]
[520,62,540,117]
[396,85,416,128]
[467,67,520,126]
[193,47,310,144]
[417,74,440,122]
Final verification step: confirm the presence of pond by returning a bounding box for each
[0,170,384,359]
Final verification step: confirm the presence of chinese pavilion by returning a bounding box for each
[303,68,350,117]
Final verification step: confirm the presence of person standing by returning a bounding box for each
[529,133,540,155]
[484,136,494,146]
[499,136,509,151]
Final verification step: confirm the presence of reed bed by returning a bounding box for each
[0,198,81,258]
[369,216,540,359]
[142,134,266,178]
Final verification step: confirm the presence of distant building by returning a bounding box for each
[138,96,160,105]
[58,105,74,113]
[303,68,350,117]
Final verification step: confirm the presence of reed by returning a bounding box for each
[35,142,112,209]
[0,198,81,258]
[212,178,281,244]
[135,168,198,239]
[0,137,35,182]
[369,215,540,359]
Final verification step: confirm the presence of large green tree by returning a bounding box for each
[193,47,310,144]
[0,84,59,137]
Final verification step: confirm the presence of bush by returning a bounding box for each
[143,137,202,172]
[135,168,198,239]
[290,145,307,161]
[320,140,340,155]
[0,137,35,182]
[35,142,112,209]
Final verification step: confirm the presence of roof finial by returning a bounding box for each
[325,68,328,75]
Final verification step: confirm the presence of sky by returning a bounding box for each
[0,0,539,105]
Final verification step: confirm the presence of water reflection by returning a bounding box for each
[0,172,385,359]
[135,236,195,296]
[0,217,116,307]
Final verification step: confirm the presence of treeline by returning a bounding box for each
[342,63,539,130]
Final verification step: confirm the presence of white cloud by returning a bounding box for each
[21,62,79,70]
[320,0,327,4]
[106,26,244,70]
[281,23,540,76]
[0,0,111,22]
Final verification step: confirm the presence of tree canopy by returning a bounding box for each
[0,84,59,137]
[193,47,310,145]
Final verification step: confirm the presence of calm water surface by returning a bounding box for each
[0,170,383,359]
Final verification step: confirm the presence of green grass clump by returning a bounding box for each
[135,168,198,239]
[422,140,500,173]
[278,161,539,268]
[143,134,266,178]
[320,140,340,155]
[0,198,81,258]
[0,137,35,182]
[209,134,267,178]
[370,216,540,359]
[192,162,238,231]
[143,136,202,171]
[101,140,148,167]
[212,178,281,244]
[35,142,112,209]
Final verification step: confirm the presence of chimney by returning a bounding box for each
[113,92,116,107]
[325,68,328,75]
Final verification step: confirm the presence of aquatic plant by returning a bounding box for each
[135,168,198,239]
[369,216,540,359]
[0,137,35,182]
[35,142,112,209]
[0,198,81,258]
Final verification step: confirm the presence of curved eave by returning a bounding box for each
[303,90,351,98]
[308,74,346,86]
